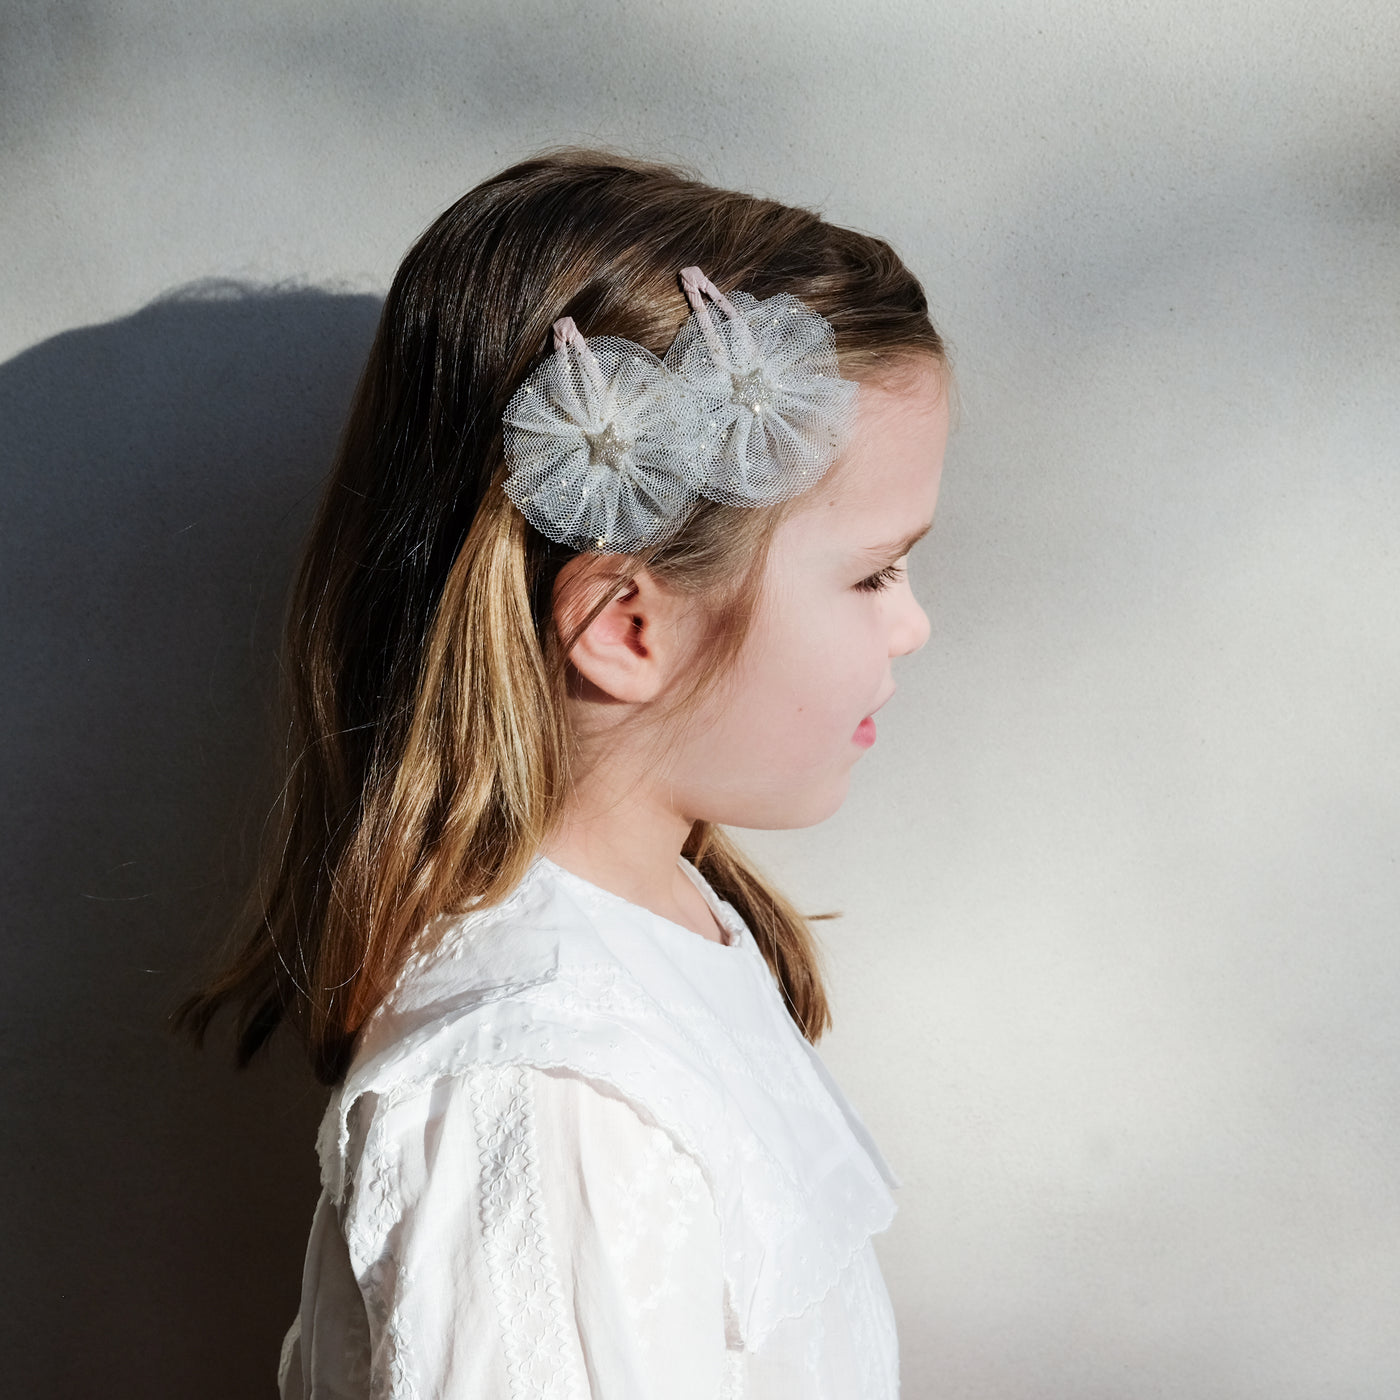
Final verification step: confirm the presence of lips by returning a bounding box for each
[854,689,895,745]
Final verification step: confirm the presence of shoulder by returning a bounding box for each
[318,859,727,1204]
[352,859,584,1062]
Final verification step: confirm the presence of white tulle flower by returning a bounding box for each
[664,267,859,508]
[501,319,705,552]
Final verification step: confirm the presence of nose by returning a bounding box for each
[890,590,930,659]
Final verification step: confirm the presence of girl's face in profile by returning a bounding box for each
[674,357,949,831]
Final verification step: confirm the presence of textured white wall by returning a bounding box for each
[3,2,1397,1395]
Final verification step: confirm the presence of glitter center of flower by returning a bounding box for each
[730,368,775,416]
[584,420,634,470]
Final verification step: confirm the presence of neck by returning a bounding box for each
[540,770,726,943]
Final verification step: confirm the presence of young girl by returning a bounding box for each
[180,148,949,1399]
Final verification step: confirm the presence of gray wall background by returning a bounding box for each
[3,2,1397,1396]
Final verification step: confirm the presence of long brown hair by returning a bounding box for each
[175,148,946,1085]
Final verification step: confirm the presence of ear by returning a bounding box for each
[552,557,688,705]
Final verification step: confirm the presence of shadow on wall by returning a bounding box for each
[0,283,382,1398]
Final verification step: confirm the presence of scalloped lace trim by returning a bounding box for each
[721,1348,747,1398]
[473,1063,588,1399]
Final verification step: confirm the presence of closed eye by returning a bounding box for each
[854,561,907,593]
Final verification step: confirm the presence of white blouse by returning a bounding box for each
[279,852,902,1399]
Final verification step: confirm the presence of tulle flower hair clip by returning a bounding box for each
[501,266,859,553]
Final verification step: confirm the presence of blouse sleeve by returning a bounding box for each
[346,1061,730,1399]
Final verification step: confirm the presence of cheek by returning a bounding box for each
[739,601,876,739]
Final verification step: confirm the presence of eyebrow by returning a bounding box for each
[855,521,933,564]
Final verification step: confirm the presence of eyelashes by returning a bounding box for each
[854,561,907,594]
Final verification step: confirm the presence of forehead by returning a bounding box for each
[792,361,949,548]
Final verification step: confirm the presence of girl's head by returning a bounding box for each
[179,148,949,1083]
[562,357,945,837]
